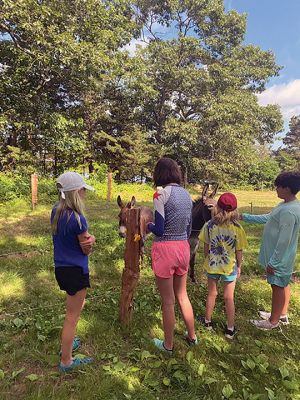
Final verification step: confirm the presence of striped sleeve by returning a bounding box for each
[147,187,171,237]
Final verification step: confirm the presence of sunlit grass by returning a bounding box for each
[0,272,25,301]
[0,192,299,400]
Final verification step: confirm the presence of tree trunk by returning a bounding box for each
[183,165,188,188]
[88,160,94,174]
[119,208,141,325]
[54,146,57,176]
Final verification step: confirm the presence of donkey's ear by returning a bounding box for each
[209,183,219,198]
[130,196,136,208]
[117,195,124,208]
[201,183,209,198]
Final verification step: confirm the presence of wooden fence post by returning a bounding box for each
[107,172,113,202]
[119,208,141,325]
[31,173,38,210]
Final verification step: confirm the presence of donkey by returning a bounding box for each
[189,182,218,282]
[117,195,153,240]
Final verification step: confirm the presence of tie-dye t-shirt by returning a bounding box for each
[199,220,247,275]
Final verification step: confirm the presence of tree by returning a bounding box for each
[133,0,283,184]
[275,149,298,172]
[0,0,140,174]
[282,115,300,168]
[0,0,284,185]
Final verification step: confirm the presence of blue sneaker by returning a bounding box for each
[59,356,93,373]
[153,338,173,355]
[59,337,81,355]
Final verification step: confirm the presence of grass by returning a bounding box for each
[0,189,300,400]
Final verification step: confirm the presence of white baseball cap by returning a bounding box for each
[57,172,95,198]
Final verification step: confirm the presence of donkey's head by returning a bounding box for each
[192,182,219,232]
[117,195,136,238]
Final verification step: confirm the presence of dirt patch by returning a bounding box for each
[0,249,50,259]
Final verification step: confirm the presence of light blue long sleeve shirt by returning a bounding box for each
[242,199,300,277]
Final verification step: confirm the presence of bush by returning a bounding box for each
[0,173,30,202]
[0,172,154,205]
[38,177,58,203]
[0,173,58,204]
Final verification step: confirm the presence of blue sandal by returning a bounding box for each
[59,356,93,373]
[71,337,81,352]
[153,338,173,355]
[59,337,81,355]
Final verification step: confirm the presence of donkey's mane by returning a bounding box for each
[192,197,203,206]
[192,197,205,216]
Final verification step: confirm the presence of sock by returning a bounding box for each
[227,326,234,331]
[60,359,73,367]
[205,319,211,324]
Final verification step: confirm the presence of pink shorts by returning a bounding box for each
[151,241,190,278]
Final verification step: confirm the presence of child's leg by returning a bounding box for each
[155,276,175,350]
[223,280,236,328]
[206,278,218,322]
[281,285,291,316]
[173,273,196,340]
[61,288,87,365]
[269,284,286,325]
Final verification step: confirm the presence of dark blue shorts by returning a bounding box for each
[55,266,90,296]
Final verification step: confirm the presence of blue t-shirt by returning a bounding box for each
[51,207,89,274]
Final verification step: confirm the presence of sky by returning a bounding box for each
[224,0,300,141]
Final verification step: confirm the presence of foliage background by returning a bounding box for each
[1,0,299,187]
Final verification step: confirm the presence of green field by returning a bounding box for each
[0,189,300,400]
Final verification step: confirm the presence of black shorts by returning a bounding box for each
[55,267,90,296]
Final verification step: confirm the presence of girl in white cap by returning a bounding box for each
[51,171,95,372]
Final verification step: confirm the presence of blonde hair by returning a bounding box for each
[51,185,85,234]
[211,206,240,226]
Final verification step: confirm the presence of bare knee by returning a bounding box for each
[161,296,175,307]
[176,290,190,305]
[224,293,234,304]
[65,310,81,325]
[208,289,218,299]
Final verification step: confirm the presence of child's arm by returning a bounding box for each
[236,249,243,278]
[241,213,270,224]
[147,188,169,237]
[78,232,95,255]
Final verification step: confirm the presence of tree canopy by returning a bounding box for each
[0,0,286,185]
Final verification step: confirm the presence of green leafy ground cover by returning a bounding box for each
[0,189,299,400]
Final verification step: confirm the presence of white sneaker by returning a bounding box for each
[250,319,279,330]
[258,311,289,325]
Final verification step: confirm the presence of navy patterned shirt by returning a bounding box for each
[148,184,192,242]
